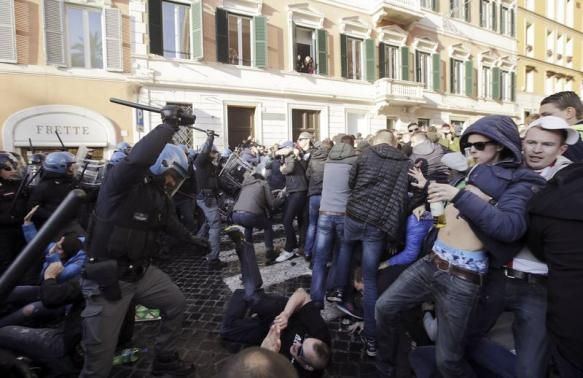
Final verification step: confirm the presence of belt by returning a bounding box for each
[118,262,150,283]
[319,210,345,216]
[430,252,483,285]
[503,267,547,285]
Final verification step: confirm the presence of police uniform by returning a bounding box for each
[0,176,27,276]
[81,122,204,377]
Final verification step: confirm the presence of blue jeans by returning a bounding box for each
[468,268,549,378]
[335,216,386,339]
[310,214,348,303]
[196,197,221,261]
[375,255,481,378]
[303,195,321,256]
[232,211,274,251]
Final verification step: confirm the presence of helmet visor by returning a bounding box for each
[163,168,186,197]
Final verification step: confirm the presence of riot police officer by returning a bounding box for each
[80,106,208,377]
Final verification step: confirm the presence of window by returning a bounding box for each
[525,67,534,93]
[227,13,251,66]
[66,6,103,68]
[450,0,470,21]
[451,120,464,135]
[386,118,395,130]
[525,23,534,57]
[417,118,431,130]
[346,37,362,80]
[292,109,320,141]
[295,26,316,73]
[480,0,493,30]
[499,7,510,36]
[547,0,555,20]
[451,59,464,95]
[500,70,512,101]
[481,66,492,98]
[416,51,431,89]
[421,0,435,10]
[167,102,194,146]
[382,44,399,79]
[162,1,191,59]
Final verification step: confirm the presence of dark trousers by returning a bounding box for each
[552,343,583,378]
[175,199,197,233]
[232,211,274,251]
[283,191,307,251]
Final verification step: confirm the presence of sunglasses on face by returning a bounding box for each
[462,141,496,151]
[408,128,419,133]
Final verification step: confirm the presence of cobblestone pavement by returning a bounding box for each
[110,226,388,378]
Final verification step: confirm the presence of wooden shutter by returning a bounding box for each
[510,8,515,37]
[104,8,123,71]
[378,43,385,78]
[365,38,376,82]
[0,0,17,63]
[401,46,409,80]
[215,8,228,63]
[492,66,500,100]
[317,29,327,75]
[432,53,440,91]
[44,0,65,65]
[340,33,347,78]
[191,0,203,59]
[479,0,484,27]
[450,58,454,93]
[465,59,473,96]
[254,15,267,68]
[492,2,497,32]
[433,0,439,12]
[464,0,470,22]
[148,0,163,56]
[511,71,516,101]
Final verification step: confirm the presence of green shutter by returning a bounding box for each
[465,59,473,96]
[465,0,470,22]
[492,66,501,100]
[500,7,505,34]
[317,29,327,75]
[340,34,347,78]
[401,46,409,80]
[492,2,497,31]
[433,0,439,12]
[215,8,228,63]
[254,15,267,68]
[191,0,203,59]
[365,38,376,82]
[510,8,515,36]
[479,0,484,27]
[511,71,516,101]
[432,53,440,91]
[379,43,385,78]
[449,58,454,93]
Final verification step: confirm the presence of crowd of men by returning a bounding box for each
[0,91,582,378]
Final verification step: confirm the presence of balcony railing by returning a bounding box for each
[372,0,423,26]
[374,78,425,105]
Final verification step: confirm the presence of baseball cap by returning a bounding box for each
[298,132,313,140]
[525,116,579,145]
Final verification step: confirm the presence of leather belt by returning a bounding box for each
[319,210,345,216]
[430,252,483,285]
[503,267,547,285]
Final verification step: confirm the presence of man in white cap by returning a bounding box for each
[468,115,578,378]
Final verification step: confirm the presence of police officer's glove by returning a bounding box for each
[189,234,210,250]
[160,105,183,131]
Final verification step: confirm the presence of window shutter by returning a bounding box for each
[191,0,203,59]
[432,53,440,91]
[104,8,123,71]
[465,59,473,96]
[378,43,385,78]
[215,8,228,63]
[492,66,501,100]
[365,38,376,82]
[254,15,267,68]
[499,7,505,34]
[148,0,163,55]
[340,33,347,78]
[465,0,470,22]
[511,71,516,101]
[479,0,484,27]
[0,0,17,63]
[492,2,497,31]
[401,46,409,80]
[510,8,515,37]
[317,29,327,75]
[433,0,439,12]
[450,58,454,93]
[43,0,65,65]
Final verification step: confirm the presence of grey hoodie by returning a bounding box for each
[320,143,358,213]
[233,175,274,215]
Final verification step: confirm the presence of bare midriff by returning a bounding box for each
[436,185,490,251]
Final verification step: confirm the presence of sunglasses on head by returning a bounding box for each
[462,141,496,151]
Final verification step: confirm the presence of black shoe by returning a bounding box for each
[207,259,227,269]
[265,250,277,265]
[152,354,195,376]
[325,289,344,303]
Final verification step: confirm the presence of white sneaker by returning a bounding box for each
[275,250,297,263]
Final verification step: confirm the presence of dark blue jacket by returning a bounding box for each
[452,116,547,267]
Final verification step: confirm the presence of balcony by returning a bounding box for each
[374,78,425,113]
[372,0,423,27]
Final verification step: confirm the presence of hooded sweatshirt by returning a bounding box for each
[409,141,449,183]
[450,115,547,267]
[346,143,412,243]
[233,174,274,215]
[306,147,330,197]
[319,143,358,214]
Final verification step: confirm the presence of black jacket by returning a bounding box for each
[563,119,583,162]
[266,158,286,191]
[346,144,412,243]
[306,148,329,197]
[194,135,219,194]
[281,153,308,194]
[28,172,76,226]
[0,178,27,226]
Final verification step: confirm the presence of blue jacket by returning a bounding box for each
[452,116,546,267]
[22,223,87,283]
[387,212,433,266]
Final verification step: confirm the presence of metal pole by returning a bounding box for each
[0,189,87,303]
[55,131,66,151]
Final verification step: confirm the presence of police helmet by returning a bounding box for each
[43,151,76,174]
[149,144,189,196]
[115,142,131,155]
[30,153,46,166]
[109,151,127,166]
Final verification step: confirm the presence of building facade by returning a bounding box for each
[516,0,583,122]
[1,0,522,153]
